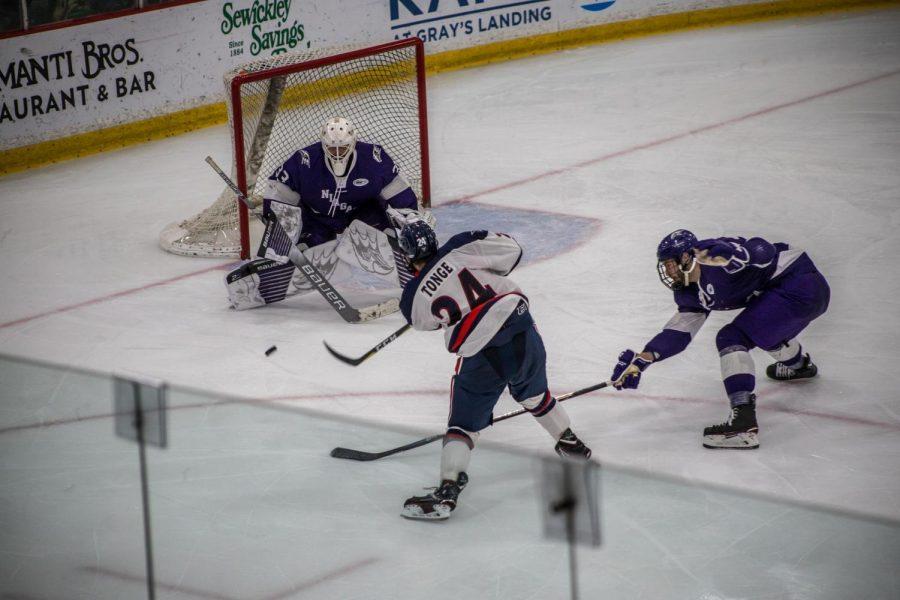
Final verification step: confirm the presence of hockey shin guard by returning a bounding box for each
[717,325,757,407]
[521,391,571,440]
[441,427,477,481]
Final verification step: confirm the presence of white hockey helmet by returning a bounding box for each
[321,117,357,176]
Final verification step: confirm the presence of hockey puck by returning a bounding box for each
[265,345,277,356]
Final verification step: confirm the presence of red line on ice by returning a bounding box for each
[447,68,900,203]
[264,557,379,600]
[1,68,897,330]
[0,262,232,331]
[84,566,238,600]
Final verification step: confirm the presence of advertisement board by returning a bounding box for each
[0,0,851,154]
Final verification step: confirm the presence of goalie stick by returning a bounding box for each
[323,323,412,366]
[205,156,397,323]
[330,380,612,461]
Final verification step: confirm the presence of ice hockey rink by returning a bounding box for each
[2,6,900,600]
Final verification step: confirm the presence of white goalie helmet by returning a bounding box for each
[321,117,357,176]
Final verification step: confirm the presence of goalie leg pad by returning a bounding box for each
[257,201,302,263]
[225,258,295,310]
[291,239,340,293]
[334,220,397,281]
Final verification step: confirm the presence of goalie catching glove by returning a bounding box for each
[610,349,653,390]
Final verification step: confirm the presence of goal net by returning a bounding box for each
[159,39,430,258]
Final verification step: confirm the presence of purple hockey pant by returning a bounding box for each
[731,254,830,351]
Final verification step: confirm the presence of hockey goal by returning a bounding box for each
[159,38,430,259]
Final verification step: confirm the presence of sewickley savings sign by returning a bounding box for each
[220,0,310,57]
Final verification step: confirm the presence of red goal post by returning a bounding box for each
[159,38,430,259]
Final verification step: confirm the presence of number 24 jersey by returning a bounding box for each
[399,231,527,357]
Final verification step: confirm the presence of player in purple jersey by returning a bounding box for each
[395,220,592,520]
[608,229,830,449]
[225,117,430,311]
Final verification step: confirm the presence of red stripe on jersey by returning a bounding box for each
[449,292,525,353]
[449,356,463,422]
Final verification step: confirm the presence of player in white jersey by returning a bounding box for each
[395,220,592,521]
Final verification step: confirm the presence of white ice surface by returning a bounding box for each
[2,8,900,600]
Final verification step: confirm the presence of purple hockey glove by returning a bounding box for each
[611,349,652,390]
[694,239,735,261]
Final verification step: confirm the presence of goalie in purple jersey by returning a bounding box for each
[225,117,431,312]
[609,230,830,449]
[394,219,592,521]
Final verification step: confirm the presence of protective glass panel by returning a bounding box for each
[146,386,570,599]
[584,467,900,599]
[3,354,898,599]
[0,355,148,599]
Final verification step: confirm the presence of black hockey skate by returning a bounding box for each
[766,353,818,381]
[702,397,759,449]
[555,428,592,460]
[401,472,468,521]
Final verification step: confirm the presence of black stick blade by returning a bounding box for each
[330,447,382,461]
[329,434,444,462]
[322,340,365,366]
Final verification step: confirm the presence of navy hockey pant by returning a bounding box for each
[448,318,548,434]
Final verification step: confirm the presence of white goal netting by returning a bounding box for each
[160,40,428,258]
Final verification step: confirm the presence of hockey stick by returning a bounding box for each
[205,156,396,323]
[330,380,612,461]
[323,323,412,366]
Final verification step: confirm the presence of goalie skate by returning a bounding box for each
[401,472,468,521]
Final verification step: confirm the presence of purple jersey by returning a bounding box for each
[262,141,418,238]
[645,236,809,360]
[673,237,801,313]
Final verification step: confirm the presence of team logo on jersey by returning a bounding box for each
[699,283,716,310]
[352,178,369,187]
[372,146,382,163]
[723,244,751,274]
[300,149,310,167]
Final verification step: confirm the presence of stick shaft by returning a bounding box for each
[323,323,412,366]
[492,381,610,425]
[329,380,611,461]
